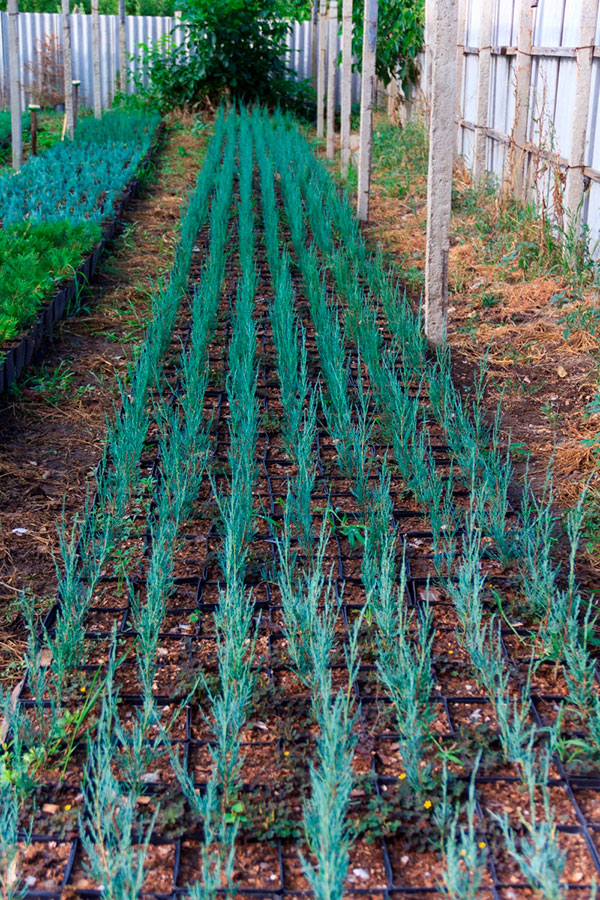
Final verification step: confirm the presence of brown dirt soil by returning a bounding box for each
[358,123,600,577]
[0,113,209,685]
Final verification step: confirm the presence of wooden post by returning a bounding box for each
[29,104,40,155]
[340,0,352,177]
[326,0,338,159]
[473,0,493,180]
[61,0,74,138]
[7,0,21,170]
[92,0,101,117]
[454,0,467,158]
[564,0,600,228]
[424,0,458,345]
[119,0,127,93]
[511,0,535,200]
[356,0,378,221]
[317,0,327,138]
[311,0,319,91]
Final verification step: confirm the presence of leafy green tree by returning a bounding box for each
[135,0,315,112]
[350,0,424,91]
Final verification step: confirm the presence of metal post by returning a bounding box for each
[29,104,40,155]
[73,80,80,129]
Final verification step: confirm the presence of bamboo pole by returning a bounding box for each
[119,0,127,93]
[61,0,74,139]
[92,0,101,117]
[326,0,338,159]
[340,0,353,177]
[356,0,378,221]
[317,0,327,138]
[424,0,458,345]
[511,0,535,200]
[473,0,493,181]
[7,0,21,170]
[564,0,600,229]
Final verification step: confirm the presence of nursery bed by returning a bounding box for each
[5,110,600,898]
[0,121,165,394]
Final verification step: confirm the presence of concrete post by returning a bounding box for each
[92,0,101,117]
[454,0,467,157]
[61,0,74,139]
[340,0,353,176]
[7,0,21,170]
[119,0,127,93]
[473,0,494,180]
[326,0,338,159]
[564,0,600,229]
[512,0,535,199]
[424,0,458,345]
[312,0,319,91]
[356,0,378,221]
[317,0,328,137]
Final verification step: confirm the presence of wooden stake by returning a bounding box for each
[564,0,599,228]
[326,0,338,159]
[92,0,101,117]
[512,0,534,200]
[61,0,74,139]
[317,0,327,138]
[340,0,353,177]
[473,0,493,181]
[424,0,458,346]
[119,0,127,93]
[356,0,378,222]
[7,0,21,170]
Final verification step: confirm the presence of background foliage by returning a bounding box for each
[349,0,424,90]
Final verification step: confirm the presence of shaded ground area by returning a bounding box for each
[0,114,207,683]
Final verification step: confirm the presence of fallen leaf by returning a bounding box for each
[557,365,567,378]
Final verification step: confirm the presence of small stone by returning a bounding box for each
[352,868,369,881]
[401,855,409,865]
[42,803,59,814]
[572,871,584,883]
[557,365,567,378]
[25,876,37,887]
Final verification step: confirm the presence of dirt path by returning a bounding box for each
[0,116,206,682]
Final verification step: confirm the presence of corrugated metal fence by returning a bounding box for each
[0,12,361,112]
[453,0,600,250]
[0,12,181,108]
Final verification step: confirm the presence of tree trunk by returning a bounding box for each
[92,0,102,118]
[119,0,127,93]
[326,0,338,159]
[356,0,378,221]
[316,0,327,138]
[424,0,458,345]
[61,0,74,138]
[340,0,352,177]
[7,0,22,170]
